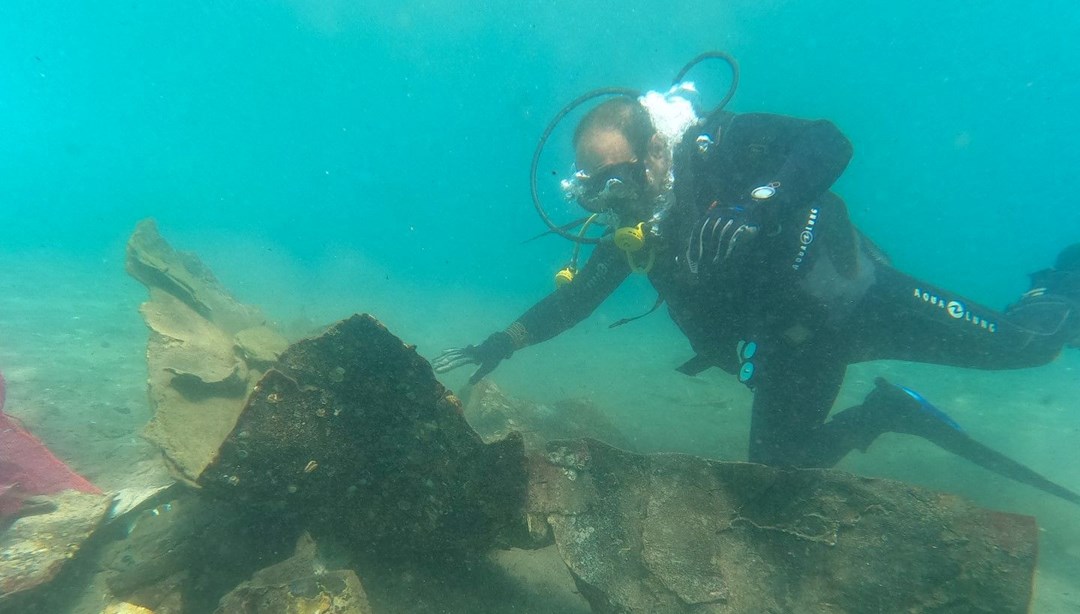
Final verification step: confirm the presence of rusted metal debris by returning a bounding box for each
[199,314,529,556]
[196,312,1038,612]
[462,379,631,451]
[126,219,288,484]
[214,533,372,614]
[527,438,1037,613]
[0,491,112,607]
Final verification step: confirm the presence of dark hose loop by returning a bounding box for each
[672,51,740,116]
[530,88,641,244]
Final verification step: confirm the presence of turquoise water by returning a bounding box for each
[4,2,1080,302]
[2,1,1079,611]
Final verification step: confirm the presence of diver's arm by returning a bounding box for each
[432,240,631,383]
[683,113,853,277]
[724,113,853,213]
[507,239,632,348]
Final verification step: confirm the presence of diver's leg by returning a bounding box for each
[763,373,1080,504]
[746,346,848,467]
[747,338,1023,469]
[746,350,907,468]
[744,337,1074,484]
[845,261,1078,369]
[745,347,926,468]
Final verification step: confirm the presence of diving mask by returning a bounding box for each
[561,161,648,214]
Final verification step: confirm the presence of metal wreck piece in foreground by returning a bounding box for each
[199,313,529,555]
[199,313,1038,613]
[528,438,1036,613]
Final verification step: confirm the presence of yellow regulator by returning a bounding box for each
[614,222,647,253]
[554,267,576,288]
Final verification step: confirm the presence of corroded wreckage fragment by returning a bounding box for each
[198,312,1038,613]
[0,491,112,606]
[527,438,1036,613]
[199,314,529,555]
[215,533,373,614]
[462,379,630,451]
[126,219,288,484]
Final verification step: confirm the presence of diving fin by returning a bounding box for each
[867,378,1080,507]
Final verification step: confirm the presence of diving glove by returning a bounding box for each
[432,331,515,385]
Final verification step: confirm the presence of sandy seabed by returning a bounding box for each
[1,250,1077,613]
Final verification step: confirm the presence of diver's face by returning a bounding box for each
[574,129,654,219]
[575,129,635,175]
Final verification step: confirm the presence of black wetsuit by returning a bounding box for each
[507,111,1072,468]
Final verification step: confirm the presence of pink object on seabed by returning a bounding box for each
[0,369,102,518]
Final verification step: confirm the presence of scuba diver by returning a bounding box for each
[433,53,1080,504]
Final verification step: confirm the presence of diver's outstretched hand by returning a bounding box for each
[432,331,515,385]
